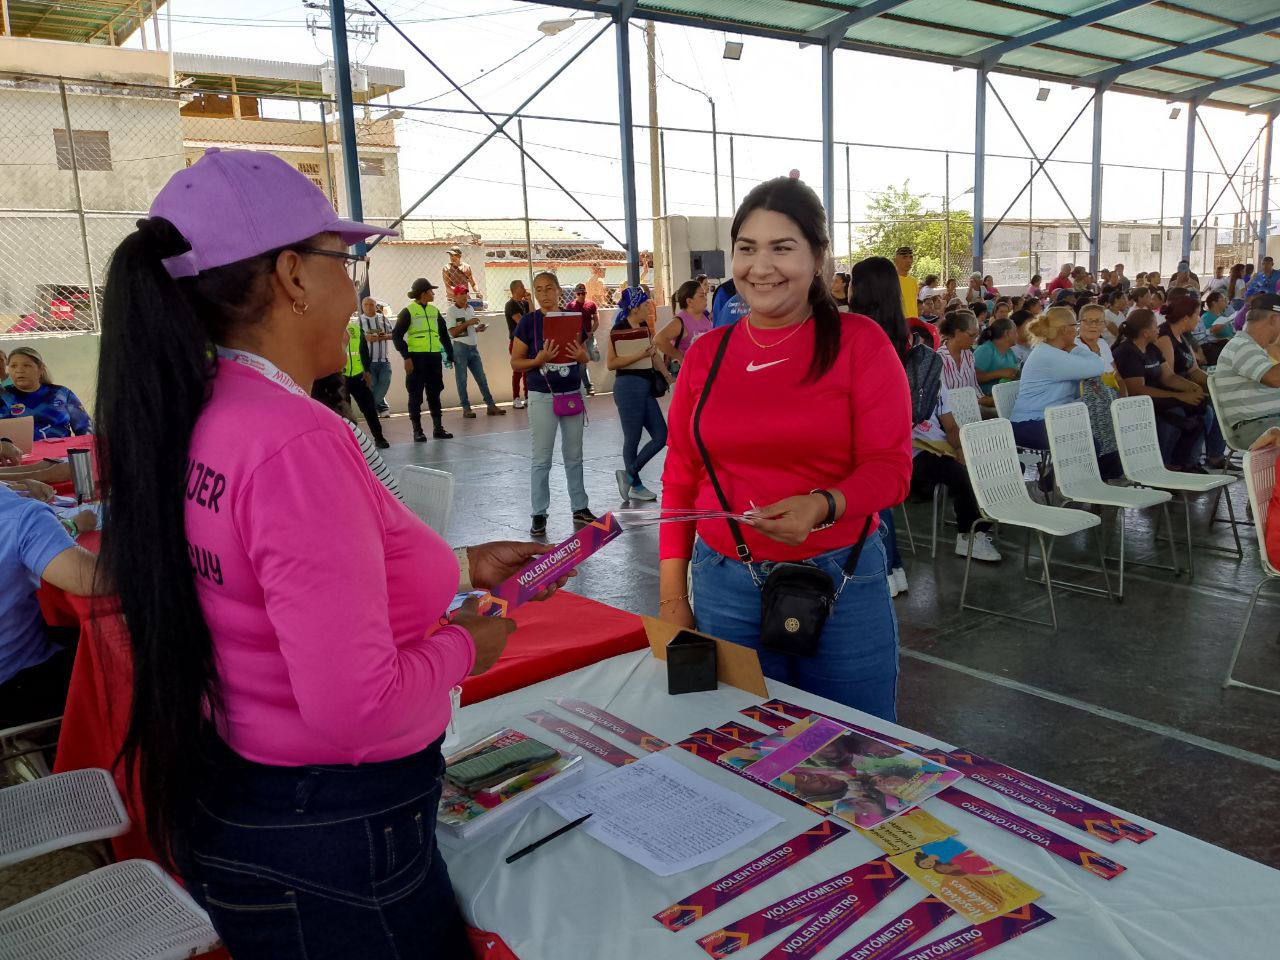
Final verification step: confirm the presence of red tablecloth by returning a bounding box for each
[45,587,647,860]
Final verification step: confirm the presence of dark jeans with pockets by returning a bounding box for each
[180,736,471,960]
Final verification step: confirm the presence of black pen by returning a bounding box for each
[504,813,593,864]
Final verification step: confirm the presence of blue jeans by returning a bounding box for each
[180,738,468,960]
[452,342,494,411]
[691,536,899,720]
[368,360,392,412]
[1153,402,1205,469]
[878,508,902,570]
[613,373,668,486]
[528,389,588,516]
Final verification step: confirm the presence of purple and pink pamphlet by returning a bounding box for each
[447,513,623,619]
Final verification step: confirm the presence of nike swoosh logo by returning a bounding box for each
[746,359,788,373]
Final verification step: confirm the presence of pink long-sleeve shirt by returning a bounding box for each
[659,313,912,563]
[185,358,474,766]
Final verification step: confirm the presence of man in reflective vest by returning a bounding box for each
[392,277,455,441]
[342,317,389,448]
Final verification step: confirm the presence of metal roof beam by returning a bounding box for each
[1089,14,1280,84]
[1183,65,1280,104]
[977,0,1151,65]
[813,0,912,42]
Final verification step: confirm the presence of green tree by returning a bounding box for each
[855,181,972,282]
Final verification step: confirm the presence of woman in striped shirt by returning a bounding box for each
[937,310,993,409]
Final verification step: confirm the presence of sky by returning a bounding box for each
[128,1,1277,255]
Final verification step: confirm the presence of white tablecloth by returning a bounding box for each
[445,652,1280,959]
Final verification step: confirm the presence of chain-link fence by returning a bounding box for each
[0,66,1270,339]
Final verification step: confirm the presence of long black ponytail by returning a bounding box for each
[97,217,276,869]
[731,177,841,382]
[848,256,908,362]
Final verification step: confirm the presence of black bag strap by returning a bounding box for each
[691,322,875,579]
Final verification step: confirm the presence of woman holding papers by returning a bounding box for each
[658,176,913,720]
[608,287,669,503]
[511,270,599,538]
[92,151,565,960]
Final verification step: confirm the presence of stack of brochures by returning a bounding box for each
[718,715,962,829]
[437,728,584,840]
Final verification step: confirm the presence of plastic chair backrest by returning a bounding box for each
[1044,402,1102,496]
[1111,395,1165,478]
[1206,372,1247,453]
[1244,445,1279,578]
[398,465,455,535]
[992,380,1020,420]
[947,385,982,428]
[0,768,129,869]
[959,418,1033,514]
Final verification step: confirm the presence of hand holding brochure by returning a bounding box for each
[446,513,624,618]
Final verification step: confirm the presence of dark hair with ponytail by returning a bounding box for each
[97,217,279,869]
[675,278,701,310]
[977,317,1014,346]
[730,177,840,381]
[1116,308,1156,345]
[848,256,907,361]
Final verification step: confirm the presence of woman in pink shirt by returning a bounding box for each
[658,177,912,719]
[93,150,563,960]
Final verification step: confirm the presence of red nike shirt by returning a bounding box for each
[660,313,912,563]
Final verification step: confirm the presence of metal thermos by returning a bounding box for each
[67,447,94,504]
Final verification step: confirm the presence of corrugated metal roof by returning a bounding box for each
[4,0,165,46]
[526,1,1280,112]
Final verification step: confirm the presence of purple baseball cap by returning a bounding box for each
[150,148,397,278]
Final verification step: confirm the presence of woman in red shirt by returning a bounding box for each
[657,177,912,719]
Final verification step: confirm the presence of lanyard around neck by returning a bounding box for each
[216,346,307,398]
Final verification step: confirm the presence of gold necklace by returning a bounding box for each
[745,315,810,349]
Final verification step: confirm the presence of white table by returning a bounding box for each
[445,651,1280,959]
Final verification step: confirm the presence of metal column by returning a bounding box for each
[58,79,99,331]
[1181,101,1196,263]
[518,119,534,296]
[328,0,367,255]
[1260,111,1275,265]
[821,40,836,246]
[972,68,988,274]
[1088,84,1106,276]
[615,11,641,288]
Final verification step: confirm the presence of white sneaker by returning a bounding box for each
[890,567,908,595]
[888,576,901,598]
[513,397,527,409]
[956,533,1002,562]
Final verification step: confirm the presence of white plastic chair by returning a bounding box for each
[1206,372,1250,454]
[1045,403,1174,599]
[922,386,983,558]
[0,769,129,869]
[398,465,455,534]
[1111,395,1241,578]
[0,859,220,960]
[959,418,1110,629]
[1223,445,1280,697]
[991,381,1020,420]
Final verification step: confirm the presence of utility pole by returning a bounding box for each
[645,20,665,303]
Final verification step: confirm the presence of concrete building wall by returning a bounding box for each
[983,221,1215,285]
[0,36,171,85]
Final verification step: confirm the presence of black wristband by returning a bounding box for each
[809,488,837,530]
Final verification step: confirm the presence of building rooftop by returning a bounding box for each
[3,0,165,46]
[172,52,405,101]
[393,219,601,246]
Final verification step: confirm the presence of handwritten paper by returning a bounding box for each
[543,752,782,877]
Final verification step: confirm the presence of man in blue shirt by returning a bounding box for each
[0,482,102,728]
[1246,257,1278,297]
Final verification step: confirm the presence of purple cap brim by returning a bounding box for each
[329,217,398,245]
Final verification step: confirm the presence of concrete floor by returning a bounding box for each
[377,393,1280,870]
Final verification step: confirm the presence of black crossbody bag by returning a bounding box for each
[692,323,873,658]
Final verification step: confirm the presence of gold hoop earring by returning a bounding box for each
[292,300,308,315]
